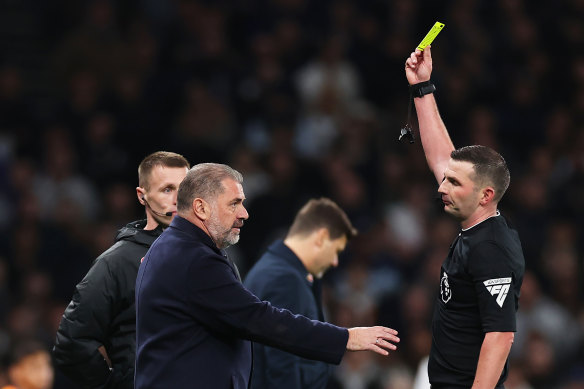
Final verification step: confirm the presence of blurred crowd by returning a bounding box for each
[0,0,583,388]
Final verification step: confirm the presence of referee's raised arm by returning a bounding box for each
[405,46,454,185]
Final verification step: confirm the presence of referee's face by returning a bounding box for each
[438,159,482,222]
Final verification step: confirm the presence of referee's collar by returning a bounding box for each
[461,210,500,232]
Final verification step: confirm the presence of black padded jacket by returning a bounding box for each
[53,220,162,389]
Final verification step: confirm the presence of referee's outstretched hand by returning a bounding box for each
[346,326,400,356]
[405,46,433,85]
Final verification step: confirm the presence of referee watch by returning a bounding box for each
[410,81,436,98]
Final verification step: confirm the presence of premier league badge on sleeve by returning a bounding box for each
[440,271,452,303]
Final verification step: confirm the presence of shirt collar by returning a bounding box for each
[267,240,311,280]
[169,215,222,254]
[462,210,501,232]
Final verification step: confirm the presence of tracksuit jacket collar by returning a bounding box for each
[169,215,240,280]
[266,240,311,280]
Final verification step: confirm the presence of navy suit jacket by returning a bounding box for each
[244,240,332,389]
[135,217,348,389]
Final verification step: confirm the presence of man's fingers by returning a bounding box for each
[371,345,389,356]
[410,52,418,64]
[406,49,426,69]
[381,327,398,336]
[423,45,432,62]
[377,334,400,346]
[381,334,400,343]
[347,326,400,354]
[370,338,397,356]
[375,338,398,350]
[373,326,399,336]
[408,48,430,66]
[372,326,400,352]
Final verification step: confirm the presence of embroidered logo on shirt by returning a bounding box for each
[483,278,511,307]
[440,272,452,303]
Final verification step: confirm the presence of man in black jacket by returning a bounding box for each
[53,151,190,389]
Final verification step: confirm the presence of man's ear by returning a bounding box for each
[193,198,210,220]
[479,186,495,206]
[314,228,329,248]
[136,187,146,205]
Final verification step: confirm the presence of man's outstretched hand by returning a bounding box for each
[346,326,400,356]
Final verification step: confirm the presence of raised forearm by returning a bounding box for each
[405,47,455,184]
[414,93,454,184]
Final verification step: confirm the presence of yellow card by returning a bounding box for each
[417,22,445,51]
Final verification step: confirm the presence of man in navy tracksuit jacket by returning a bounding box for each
[245,198,358,389]
[135,163,399,388]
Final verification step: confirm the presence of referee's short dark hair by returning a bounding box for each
[138,151,190,189]
[286,198,358,240]
[451,145,510,202]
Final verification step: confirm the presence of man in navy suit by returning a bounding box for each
[135,163,400,388]
[245,197,357,389]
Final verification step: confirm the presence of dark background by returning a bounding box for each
[0,0,582,387]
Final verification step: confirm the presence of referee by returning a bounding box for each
[405,46,525,388]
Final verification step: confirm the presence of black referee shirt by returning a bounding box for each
[428,213,525,388]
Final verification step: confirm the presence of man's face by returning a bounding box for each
[312,233,347,279]
[206,178,249,249]
[438,159,482,222]
[141,165,188,227]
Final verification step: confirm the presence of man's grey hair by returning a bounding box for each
[177,163,243,212]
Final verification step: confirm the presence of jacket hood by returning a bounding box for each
[115,219,164,247]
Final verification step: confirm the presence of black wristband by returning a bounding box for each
[410,81,436,98]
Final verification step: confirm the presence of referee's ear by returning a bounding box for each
[479,186,495,206]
